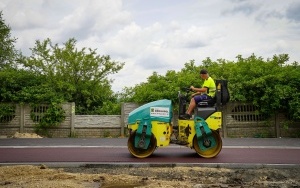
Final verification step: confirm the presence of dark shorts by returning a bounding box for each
[193,94,212,103]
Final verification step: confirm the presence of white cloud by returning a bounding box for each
[1,0,299,92]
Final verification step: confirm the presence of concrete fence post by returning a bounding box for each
[275,112,280,138]
[19,104,25,133]
[70,102,75,136]
[120,103,125,137]
[222,105,228,138]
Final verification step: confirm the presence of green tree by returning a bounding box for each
[21,38,124,114]
[0,11,21,70]
[0,69,56,103]
[121,54,300,121]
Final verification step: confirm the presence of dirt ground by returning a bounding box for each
[1,133,299,188]
[0,165,299,188]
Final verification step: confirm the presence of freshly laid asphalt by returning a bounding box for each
[0,137,299,168]
[0,137,300,148]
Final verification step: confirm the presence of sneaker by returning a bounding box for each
[180,113,191,120]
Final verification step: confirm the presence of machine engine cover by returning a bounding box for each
[128,99,172,124]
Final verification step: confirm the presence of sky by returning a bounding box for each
[1,0,300,92]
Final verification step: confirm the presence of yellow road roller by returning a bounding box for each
[127,80,229,158]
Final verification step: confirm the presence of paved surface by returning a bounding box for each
[0,138,300,148]
[1,137,300,148]
[0,138,300,168]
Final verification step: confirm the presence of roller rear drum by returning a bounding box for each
[193,130,222,158]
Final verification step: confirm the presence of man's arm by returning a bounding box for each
[190,86,208,93]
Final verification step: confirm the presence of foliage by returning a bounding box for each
[122,54,300,121]
[228,54,300,120]
[0,11,21,70]
[120,61,194,101]
[0,13,123,132]
[0,69,63,104]
[0,103,15,123]
[21,38,124,114]
[31,103,66,136]
[0,68,64,133]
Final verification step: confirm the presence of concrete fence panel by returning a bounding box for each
[75,115,121,138]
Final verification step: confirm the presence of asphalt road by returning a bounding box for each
[0,138,300,167]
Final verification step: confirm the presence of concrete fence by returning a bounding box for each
[0,102,299,138]
[0,103,75,137]
[222,102,300,138]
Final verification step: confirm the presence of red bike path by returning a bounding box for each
[0,147,299,166]
[0,138,299,167]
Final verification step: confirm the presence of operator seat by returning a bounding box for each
[197,96,216,107]
[195,79,230,119]
[195,96,216,119]
[194,87,217,120]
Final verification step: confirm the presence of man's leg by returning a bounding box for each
[186,98,196,115]
[182,95,209,119]
[179,97,196,119]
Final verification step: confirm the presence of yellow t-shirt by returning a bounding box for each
[202,77,216,97]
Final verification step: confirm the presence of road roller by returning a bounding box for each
[127,80,229,158]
